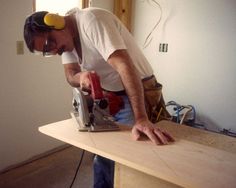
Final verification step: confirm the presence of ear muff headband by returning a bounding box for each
[26,11,65,31]
[26,11,49,31]
[44,13,65,30]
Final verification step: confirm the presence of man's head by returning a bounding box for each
[24,11,73,56]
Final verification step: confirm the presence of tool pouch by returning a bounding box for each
[142,75,171,123]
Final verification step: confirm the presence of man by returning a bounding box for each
[24,7,174,188]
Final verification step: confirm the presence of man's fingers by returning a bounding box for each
[81,86,91,93]
[132,124,175,145]
[162,131,175,142]
[131,127,141,141]
[153,129,168,145]
[143,128,162,145]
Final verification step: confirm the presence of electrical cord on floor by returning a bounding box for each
[69,149,85,188]
[166,101,196,124]
[220,129,236,137]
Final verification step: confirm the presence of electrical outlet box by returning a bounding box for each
[16,41,24,55]
[159,43,168,52]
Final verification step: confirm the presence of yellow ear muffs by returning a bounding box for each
[44,13,65,30]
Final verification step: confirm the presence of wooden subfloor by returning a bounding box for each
[0,146,94,188]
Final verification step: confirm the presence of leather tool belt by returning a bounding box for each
[142,75,171,123]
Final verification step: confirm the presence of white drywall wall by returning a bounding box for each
[132,0,236,132]
[0,0,72,171]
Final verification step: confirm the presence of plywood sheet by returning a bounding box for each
[39,119,236,188]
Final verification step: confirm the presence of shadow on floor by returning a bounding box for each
[0,146,94,188]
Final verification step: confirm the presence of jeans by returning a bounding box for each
[93,96,134,188]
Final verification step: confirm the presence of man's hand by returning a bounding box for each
[78,71,94,91]
[63,63,95,90]
[131,119,175,145]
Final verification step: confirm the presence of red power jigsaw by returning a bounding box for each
[71,72,121,132]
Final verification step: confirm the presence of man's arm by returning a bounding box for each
[63,63,91,89]
[107,50,147,121]
[107,49,174,145]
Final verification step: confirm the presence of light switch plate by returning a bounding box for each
[16,41,24,55]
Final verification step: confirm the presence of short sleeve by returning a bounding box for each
[85,16,127,61]
[61,49,80,64]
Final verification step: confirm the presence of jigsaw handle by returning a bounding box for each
[88,72,104,100]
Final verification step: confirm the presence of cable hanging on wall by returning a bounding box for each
[143,0,163,49]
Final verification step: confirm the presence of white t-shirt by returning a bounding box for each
[62,7,153,91]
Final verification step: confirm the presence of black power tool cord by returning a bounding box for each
[69,149,85,188]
